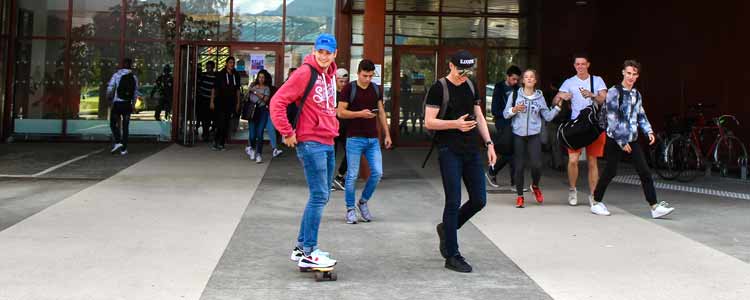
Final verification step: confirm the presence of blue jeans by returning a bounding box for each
[344,137,383,209]
[248,108,277,155]
[438,146,487,257]
[295,141,336,255]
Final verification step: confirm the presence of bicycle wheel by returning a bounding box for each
[654,135,682,180]
[713,135,749,177]
[676,140,701,182]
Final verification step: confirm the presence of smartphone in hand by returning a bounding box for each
[371,108,380,113]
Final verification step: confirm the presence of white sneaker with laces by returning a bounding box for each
[247,147,256,160]
[255,155,263,164]
[568,188,578,206]
[111,143,123,154]
[591,202,611,216]
[290,247,331,262]
[651,201,675,219]
[297,249,336,268]
[272,148,283,158]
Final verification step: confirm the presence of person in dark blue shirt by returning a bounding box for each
[486,66,522,190]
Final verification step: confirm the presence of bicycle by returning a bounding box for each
[662,113,748,182]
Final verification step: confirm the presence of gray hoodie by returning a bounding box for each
[503,88,560,136]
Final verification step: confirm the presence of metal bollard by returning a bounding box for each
[741,157,748,180]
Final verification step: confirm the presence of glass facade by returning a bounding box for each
[351,0,531,142]
[1,0,532,143]
[3,0,336,141]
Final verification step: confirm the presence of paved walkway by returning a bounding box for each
[0,145,749,300]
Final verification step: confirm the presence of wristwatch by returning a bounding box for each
[485,141,494,147]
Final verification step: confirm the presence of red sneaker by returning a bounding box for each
[531,185,544,204]
[515,196,525,208]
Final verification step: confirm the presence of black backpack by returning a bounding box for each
[421,77,476,168]
[117,72,136,102]
[293,63,320,129]
[557,83,630,150]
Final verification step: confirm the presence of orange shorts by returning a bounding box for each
[567,132,606,157]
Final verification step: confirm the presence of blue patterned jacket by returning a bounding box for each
[605,86,653,149]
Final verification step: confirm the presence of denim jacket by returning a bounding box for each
[605,86,653,149]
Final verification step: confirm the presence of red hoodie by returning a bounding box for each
[270,55,339,145]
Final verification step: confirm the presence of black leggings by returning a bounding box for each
[513,134,543,196]
[594,137,657,205]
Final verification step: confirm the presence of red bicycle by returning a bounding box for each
[662,113,748,182]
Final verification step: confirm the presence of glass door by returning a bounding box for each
[229,46,281,143]
[391,48,437,146]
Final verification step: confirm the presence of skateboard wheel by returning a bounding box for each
[314,272,324,282]
[329,272,337,281]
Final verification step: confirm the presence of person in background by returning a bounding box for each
[210,56,241,151]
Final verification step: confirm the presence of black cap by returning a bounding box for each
[450,50,476,70]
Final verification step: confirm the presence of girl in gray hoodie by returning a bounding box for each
[503,69,564,208]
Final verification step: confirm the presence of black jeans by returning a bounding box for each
[513,134,543,196]
[335,136,348,177]
[490,124,515,185]
[594,137,657,205]
[110,101,132,150]
[438,146,487,257]
[197,98,212,140]
[214,110,231,147]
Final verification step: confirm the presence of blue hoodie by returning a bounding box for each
[503,88,560,136]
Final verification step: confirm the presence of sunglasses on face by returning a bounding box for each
[458,69,474,78]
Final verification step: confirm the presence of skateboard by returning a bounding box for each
[299,266,338,281]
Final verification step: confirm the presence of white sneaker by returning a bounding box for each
[246,147,256,160]
[297,249,336,268]
[591,202,611,216]
[291,246,331,262]
[111,143,123,154]
[120,150,128,156]
[568,188,578,206]
[651,201,675,219]
[272,148,283,158]
[255,155,263,164]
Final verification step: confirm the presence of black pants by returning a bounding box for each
[594,137,657,205]
[214,110,231,147]
[490,125,515,185]
[110,101,132,150]
[197,99,212,140]
[155,96,172,120]
[513,134,543,196]
[335,136,348,177]
[438,147,486,257]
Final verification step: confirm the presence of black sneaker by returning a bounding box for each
[436,223,448,258]
[485,171,499,188]
[332,175,345,191]
[445,254,472,273]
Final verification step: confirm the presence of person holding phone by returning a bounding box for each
[336,59,392,224]
[425,50,496,273]
[504,69,564,208]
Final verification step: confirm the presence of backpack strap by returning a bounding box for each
[437,77,450,120]
[511,87,518,107]
[371,82,380,100]
[294,63,319,128]
[349,81,358,105]
[466,79,476,99]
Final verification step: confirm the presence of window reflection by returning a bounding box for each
[70,41,119,121]
[233,0,283,42]
[13,39,66,124]
[285,0,335,42]
[72,0,123,39]
[17,1,67,37]
[394,15,438,45]
[126,0,177,40]
[126,42,175,121]
[180,0,231,41]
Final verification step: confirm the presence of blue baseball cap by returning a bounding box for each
[314,34,337,53]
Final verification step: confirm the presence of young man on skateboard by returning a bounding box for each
[270,34,340,269]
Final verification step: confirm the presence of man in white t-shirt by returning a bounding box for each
[553,54,607,207]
